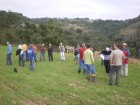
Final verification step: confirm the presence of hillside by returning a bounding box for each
[0,10,140,57]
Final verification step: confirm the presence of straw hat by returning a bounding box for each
[122,43,127,46]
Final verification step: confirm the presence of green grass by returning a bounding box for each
[0,45,140,105]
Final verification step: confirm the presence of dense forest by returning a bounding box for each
[0,10,140,57]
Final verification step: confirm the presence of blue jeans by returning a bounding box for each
[78,59,86,70]
[6,53,12,65]
[75,54,79,63]
[85,64,96,75]
[40,52,45,61]
[109,66,121,85]
[30,59,35,70]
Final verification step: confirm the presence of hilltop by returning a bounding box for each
[0,10,140,57]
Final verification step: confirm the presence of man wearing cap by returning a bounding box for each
[6,42,12,65]
[40,43,45,61]
[121,43,130,76]
[48,44,53,61]
[59,43,65,61]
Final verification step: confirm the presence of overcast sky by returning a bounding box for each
[0,0,140,20]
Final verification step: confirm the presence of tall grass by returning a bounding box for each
[0,45,140,105]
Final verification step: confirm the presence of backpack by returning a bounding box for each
[16,49,21,56]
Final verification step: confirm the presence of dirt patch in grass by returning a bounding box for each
[21,98,49,105]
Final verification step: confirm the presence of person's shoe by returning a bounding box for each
[91,76,96,83]
[78,70,81,74]
[86,76,90,81]
[108,83,113,86]
[115,83,119,87]
[84,70,86,74]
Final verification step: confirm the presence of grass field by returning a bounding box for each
[0,45,140,105]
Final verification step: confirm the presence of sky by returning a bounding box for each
[0,0,140,20]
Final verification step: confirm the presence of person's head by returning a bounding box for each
[30,44,34,48]
[49,44,51,46]
[122,43,127,49]
[22,42,26,45]
[42,43,44,46]
[6,42,10,45]
[86,44,91,48]
[106,47,110,51]
[60,43,62,46]
[81,43,86,48]
[113,44,119,50]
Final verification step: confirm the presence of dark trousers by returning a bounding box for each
[101,58,104,65]
[26,51,29,61]
[109,66,121,85]
[48,53,53,61]
[19,56,24,67]
[104,60,110,73]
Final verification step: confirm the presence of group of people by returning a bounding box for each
[100,43,130,86]
[74,43,96,83]
[6,42,66,71]
[74,42,130,86]
[6,41,131,86]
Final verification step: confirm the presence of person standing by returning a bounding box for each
[100,48,105,65]
[33,44,37,62]
[21,42,28,61]
[121,43,130,76]
[6,42,12,65]
[74,44,80,63]
[27,44,35,71]
[40,43,45,61]
[78,43,86,73]
[59,43,65,61]
[48,44,53,61]
[19,50,24,67]
[83,44,96,83]
[102,47,112,73]
[109,44,125,86]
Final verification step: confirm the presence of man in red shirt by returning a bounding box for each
[121,43,130,76]
[40,43,45,61]
[78,43,86,73]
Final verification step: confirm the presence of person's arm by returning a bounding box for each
[91,52,94,64]
[83,52,85,61]
[8,45,12,53]
[63,46,65,52]
[110,52,113,66]
[122,52,125,62]
[127,49,130,58]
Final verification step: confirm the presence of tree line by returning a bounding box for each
[0,10,140,57]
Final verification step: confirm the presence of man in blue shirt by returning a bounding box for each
[27,44,35,70]
[6,42,12,65]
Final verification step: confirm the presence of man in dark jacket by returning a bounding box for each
[102,47,112,73]
[48,44,53,61]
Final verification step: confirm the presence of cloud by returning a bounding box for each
[0,0,140,20]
